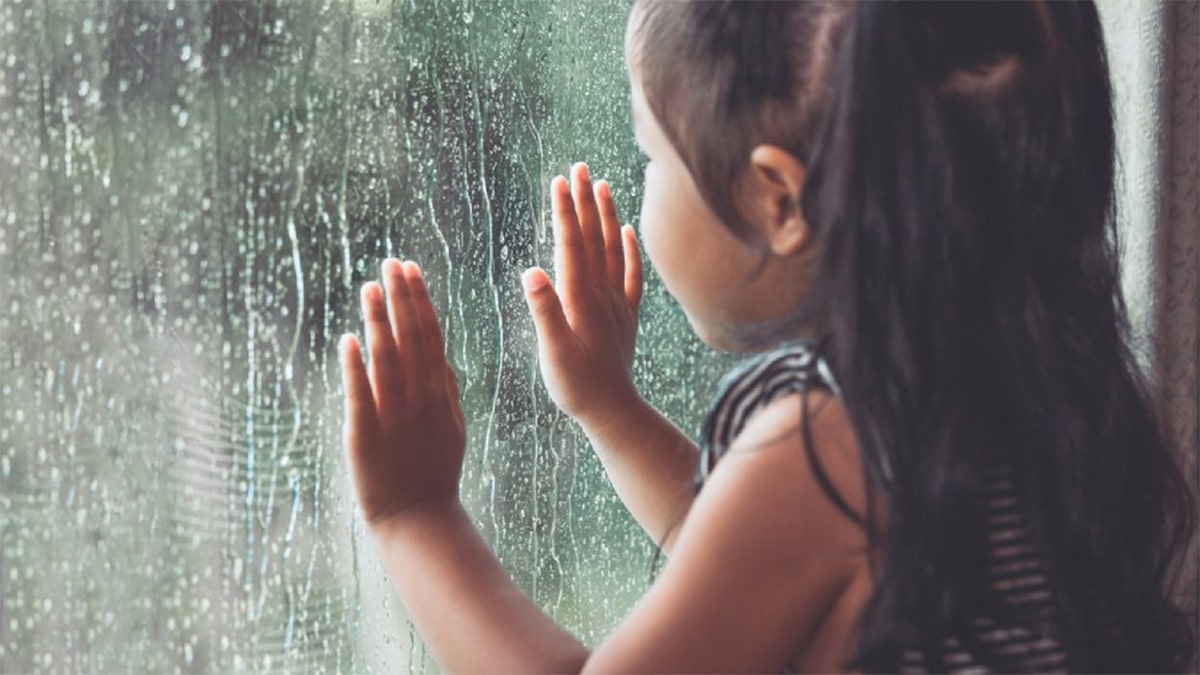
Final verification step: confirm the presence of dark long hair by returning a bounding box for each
[630,1,1195,671]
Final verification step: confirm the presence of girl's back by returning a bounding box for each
[702,341,1076,672]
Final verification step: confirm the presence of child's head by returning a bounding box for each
[626,1,1196,671]
[623,0,1110,353]
[624,1,842,352]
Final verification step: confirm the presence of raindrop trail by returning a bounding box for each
[468,23,505,554]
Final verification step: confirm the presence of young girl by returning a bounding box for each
[339,1,1195,671]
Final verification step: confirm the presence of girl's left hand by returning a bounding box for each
[340,259,465,527]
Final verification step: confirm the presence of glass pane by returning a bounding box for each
[0,1,732,672]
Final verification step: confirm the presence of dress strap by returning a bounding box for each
[697,340,839,486]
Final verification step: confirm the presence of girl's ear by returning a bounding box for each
[748,145,811,257]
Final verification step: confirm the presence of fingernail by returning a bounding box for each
[522,267,548,292]
[578,163,590,182]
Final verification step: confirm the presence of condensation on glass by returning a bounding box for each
[0,0,1163,672]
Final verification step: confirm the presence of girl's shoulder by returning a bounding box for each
[697,337,877,539]
[585,340,871,672]
[639,338,872,671]
[699,338,843,479]
[586,372,871,672]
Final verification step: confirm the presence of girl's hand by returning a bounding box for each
[522,163,644,428]
[340,259,465,527]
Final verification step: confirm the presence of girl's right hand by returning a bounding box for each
[522,162,644,429]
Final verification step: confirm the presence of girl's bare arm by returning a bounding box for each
[522,163,697,553]
[575,394,698,554]
[342,270,866,671]
[341,263,589,672]
[371,499,590,673]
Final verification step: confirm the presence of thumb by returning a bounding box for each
[521,267,571,344]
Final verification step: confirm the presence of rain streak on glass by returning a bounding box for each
[0,0,1161,672]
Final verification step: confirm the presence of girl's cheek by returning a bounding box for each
[638,172,663,269]
[638,202,657,270]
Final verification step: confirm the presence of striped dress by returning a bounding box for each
[695,340,1071,673]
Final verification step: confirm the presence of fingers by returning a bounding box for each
[386,258,444,410]
[380,258,409,358]
[623,225,644,311]
[522,266,572,347]
[571,163,607,280]
[384,260,427,384]
[362,281,404,410]
[595,180,625,292]
[403,261,449,386]
[340,333,378,442]
[552,175,586,296]
[355,261,457,438]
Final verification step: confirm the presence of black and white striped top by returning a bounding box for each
[696,340,1071,673]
